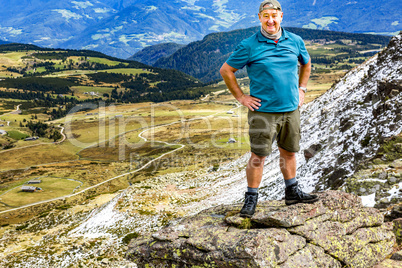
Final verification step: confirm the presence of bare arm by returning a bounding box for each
[298,58,311,107]
[219,62,261,111]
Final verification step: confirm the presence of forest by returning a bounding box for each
[0,77,75,94]
[0,42,207,119]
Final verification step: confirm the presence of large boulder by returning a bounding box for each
[126,191,396,267]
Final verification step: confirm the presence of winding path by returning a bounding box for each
[1,104,21,126]
[9,104,21,115]
[55,125,66,144]
[0,99,242,215]
[0,107,66,154]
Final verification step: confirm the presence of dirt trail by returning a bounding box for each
[0,100,242,215]
[0,106,66,154]
[9,104,21,115]
[1,104,21,126]
[55,125,66,144]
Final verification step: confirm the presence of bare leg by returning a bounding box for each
[279,147,296,181]
[246,152,267,188]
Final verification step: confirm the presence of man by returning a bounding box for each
[220,0,318,217]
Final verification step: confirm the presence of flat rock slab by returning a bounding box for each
[373,259,402,268]
[126,191,395,268]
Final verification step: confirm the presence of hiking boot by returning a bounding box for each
[240,192,258,218]
[285,182,319,205]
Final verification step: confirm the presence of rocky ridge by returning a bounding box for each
[126,191,397,267]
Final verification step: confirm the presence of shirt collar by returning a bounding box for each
[257,27,288,43]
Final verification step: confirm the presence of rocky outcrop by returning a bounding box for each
[293,33,402,197]
[126,191,396,267]
[340,158,402,209]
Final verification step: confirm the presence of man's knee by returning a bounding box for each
[248,153,266,169]
[279,147,296,159]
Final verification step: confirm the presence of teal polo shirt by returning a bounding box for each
[226,28,310,113]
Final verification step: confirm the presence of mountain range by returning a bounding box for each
[0,0,400,59]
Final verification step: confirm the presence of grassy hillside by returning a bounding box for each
[0,44,209,120]
[0,44,241,214]
[0,96,248,215]
[153,27,392,82]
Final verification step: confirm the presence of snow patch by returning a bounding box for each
[53,9,83,21]
[181,0,198,4]
[92,26,122,40]
[145,6,158,12]
[92,33,110,40]
[71,1,93,9]
[83,14,93,20]
[196,13,216,20]
[0,26,22,36]
[82,44,99,50]
[70,193,126,238]
[360,193,376,207]
[181,6,204,11]
[357,178,388,183]
[94,8,110,14]
[387,182,402,201]
[119,32,190,46]
[33,37,51,43]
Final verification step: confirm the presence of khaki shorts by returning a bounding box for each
[248,109,301,156]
